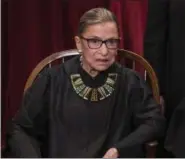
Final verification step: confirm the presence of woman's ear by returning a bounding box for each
[74,36,82,52]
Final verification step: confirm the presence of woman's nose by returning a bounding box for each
[100,43,108,56]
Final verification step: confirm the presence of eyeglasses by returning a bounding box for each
[80,36,120,49]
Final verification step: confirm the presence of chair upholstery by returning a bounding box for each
[24,49,163,158]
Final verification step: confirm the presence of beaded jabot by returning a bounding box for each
[70,73,117,102]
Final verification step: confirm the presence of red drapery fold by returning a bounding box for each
[110,0,124,49]
[1,0,148,148]
[110,0,148,73]
[110,0,148,54]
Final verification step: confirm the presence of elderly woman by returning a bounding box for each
[6,8,165,158]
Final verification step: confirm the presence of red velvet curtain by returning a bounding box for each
[1,0,148,148]
[110,0,147,72]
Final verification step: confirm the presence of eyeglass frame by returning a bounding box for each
[79,35,121,49]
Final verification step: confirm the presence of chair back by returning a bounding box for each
[24,49,160,104]
[24,49,79,93]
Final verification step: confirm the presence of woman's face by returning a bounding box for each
[75,22,119,72]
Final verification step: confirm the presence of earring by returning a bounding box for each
[78,49,82,53]
[80,55,83,66]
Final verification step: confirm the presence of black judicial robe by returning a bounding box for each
[165,97,185,157]
[6,56,165,157]
[144,0,185,119]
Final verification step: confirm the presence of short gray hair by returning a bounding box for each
[77,8,119,35]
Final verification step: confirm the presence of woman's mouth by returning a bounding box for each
[96,59,109,66]
[97,59,109,62]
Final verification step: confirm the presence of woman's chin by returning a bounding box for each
[92,60,114,72]
[94,65,110,72]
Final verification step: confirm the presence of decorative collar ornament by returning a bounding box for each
[71,73,117,102]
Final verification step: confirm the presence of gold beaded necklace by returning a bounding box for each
[70,73,117,102]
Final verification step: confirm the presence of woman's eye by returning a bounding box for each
[108,39,116,44]
[90,39,101,43]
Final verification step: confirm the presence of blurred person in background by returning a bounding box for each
[144,0,185,157]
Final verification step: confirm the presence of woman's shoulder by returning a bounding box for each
[45,55,80,77]
[115,63,141,78]
[114,63,150,95]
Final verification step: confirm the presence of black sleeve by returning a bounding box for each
[144,0,169,95]
[6,69,50,157]
[165,97,185,157]
[115,70,166,155]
